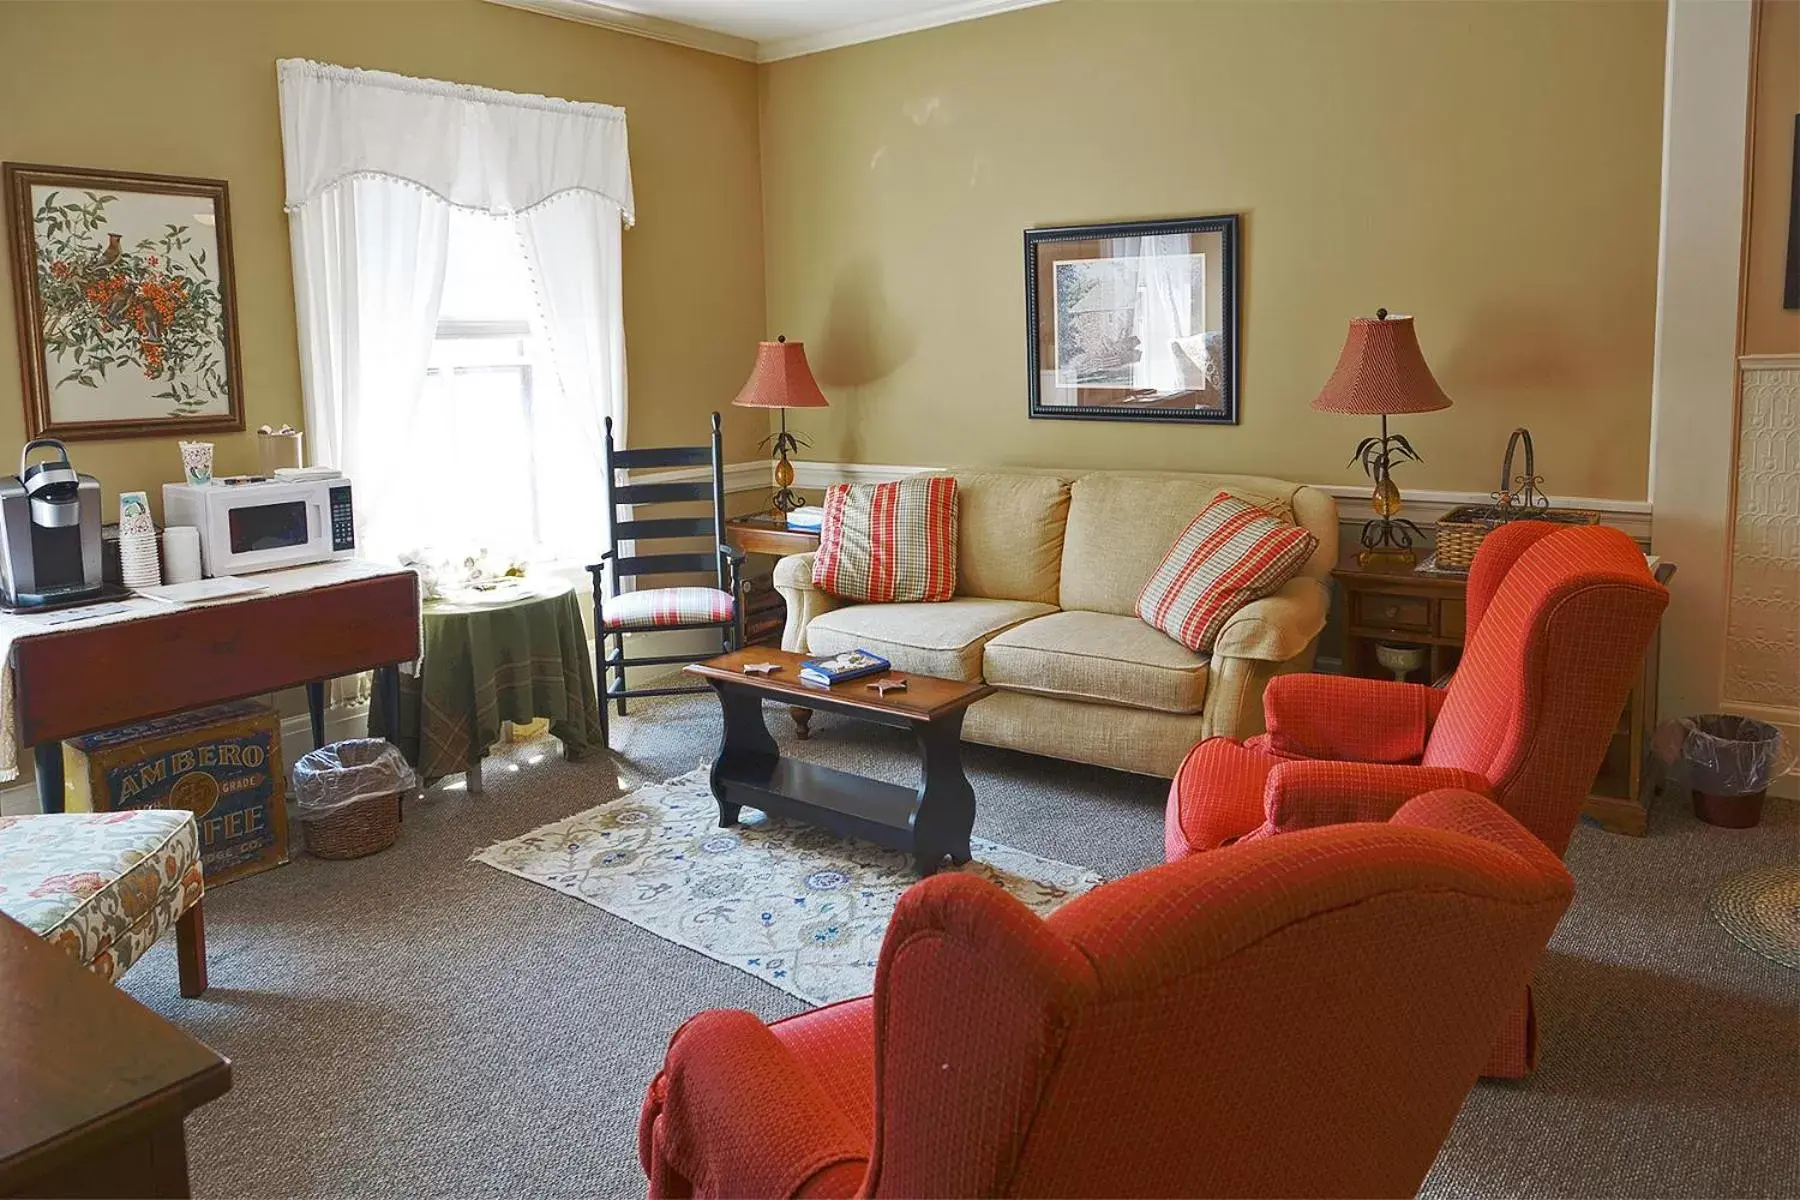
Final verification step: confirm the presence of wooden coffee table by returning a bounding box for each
[686,649,993,874]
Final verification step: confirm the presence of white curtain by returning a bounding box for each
[1136,234,1205,393]
[289,178,449,556]
[277,58,634,563]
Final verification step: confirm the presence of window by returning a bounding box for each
[381,207,603,563]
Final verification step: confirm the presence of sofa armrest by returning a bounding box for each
[639,1009,868,1199]
[773,553,846,654]
[1264,761,1493,832]
[1261,674,1449,763]
[1211,577,1330,663]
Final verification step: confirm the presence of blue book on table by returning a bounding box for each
[799,649,891,687]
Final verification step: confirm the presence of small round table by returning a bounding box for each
[369,576,602,791]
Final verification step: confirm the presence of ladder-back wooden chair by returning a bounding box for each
[590,412,745,747]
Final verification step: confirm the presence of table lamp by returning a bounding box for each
[731,335,830,517]
[1311,308,1452,566]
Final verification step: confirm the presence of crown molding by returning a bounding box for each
[485,0,759,62]
[753,0,1061,62]
[1739,353,1800,368]
[487,0,1058,64]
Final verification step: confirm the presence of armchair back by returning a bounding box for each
[1420,522,1668,854]
[865,790,1573,1198]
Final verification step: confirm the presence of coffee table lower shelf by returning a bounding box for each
[715,756,929,857]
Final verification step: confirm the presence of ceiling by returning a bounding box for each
[489,0,1058,62]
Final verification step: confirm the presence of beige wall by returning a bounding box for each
[759,0,1666,499]
[1743,0,1800,356]
[0,0,766,521]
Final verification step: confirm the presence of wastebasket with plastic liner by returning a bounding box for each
[292,739,417,858]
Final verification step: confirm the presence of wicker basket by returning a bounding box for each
[1434,428,1599,569]
[302,792,400,859]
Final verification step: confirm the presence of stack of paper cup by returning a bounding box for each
[161,526,203,584]
[120,530,162,590]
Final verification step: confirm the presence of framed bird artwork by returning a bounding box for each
[4,162,245,440]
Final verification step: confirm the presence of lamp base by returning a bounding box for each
[1357,511,1424,569]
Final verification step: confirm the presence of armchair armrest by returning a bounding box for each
[1390,789,1572,881]
[1212,576,1330,663]
[773,552,846,654]
[639,1009,867,1199]
[1264,761,1492,832]
[1261,673,1448,763]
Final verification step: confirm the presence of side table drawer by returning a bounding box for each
[1353,591,1433,634]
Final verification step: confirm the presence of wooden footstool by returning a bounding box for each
[0,811,207,997]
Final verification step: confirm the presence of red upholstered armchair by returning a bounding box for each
[1165,521,1667,1074]
[640,790,1573,1200]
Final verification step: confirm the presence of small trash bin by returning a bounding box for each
[293,739,416,859]
[1675,715,1787,829]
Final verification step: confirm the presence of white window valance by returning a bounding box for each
[275,59,634,223]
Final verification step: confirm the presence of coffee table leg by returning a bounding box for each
[710,682,778,828]
[911,711,975,874]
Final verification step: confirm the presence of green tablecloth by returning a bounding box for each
[369,577,602,783]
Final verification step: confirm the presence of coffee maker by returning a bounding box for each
[0,439,103,608]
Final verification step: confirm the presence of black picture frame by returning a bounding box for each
[1784,114,1799,311]
[1026,214,1240,424]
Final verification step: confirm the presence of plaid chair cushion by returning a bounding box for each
[1137,492,1318,652]
[603,587,734,630]
[813,477,959,603]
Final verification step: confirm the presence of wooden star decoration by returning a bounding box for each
[741,662,782,675]
[867,676,909,695]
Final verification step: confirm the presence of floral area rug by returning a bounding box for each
[473,767,1102,1005]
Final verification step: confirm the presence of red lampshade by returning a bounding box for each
[731,337,830,410]
[1311,311,1452,416]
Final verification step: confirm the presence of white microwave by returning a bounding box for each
[162,475,356,577]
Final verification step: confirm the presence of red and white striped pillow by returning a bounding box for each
[812,476,959,603]
[1137,491,1319,652]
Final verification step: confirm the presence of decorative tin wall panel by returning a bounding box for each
[1725,359,1800,712]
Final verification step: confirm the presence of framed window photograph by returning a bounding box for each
[5,162,245,441]
[1026,214,1240,424]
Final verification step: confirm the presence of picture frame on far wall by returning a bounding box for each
[4,162,245,441]
[1026,214,1240,424]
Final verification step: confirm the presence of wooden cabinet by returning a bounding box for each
[1332,555,1659,836]
[725,516,821,647]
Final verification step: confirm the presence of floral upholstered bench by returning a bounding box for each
[0,810,207,997]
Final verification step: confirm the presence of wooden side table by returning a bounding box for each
[725,516,821,647]
[1331,554,1660,836]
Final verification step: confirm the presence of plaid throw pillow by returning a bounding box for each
[1137,491,1319,652]
[813,477,959,603]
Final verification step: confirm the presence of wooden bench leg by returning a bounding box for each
[177,899,208,998]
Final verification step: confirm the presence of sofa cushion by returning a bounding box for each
[0,810,203,984]
[1137,492,1319,653]
[814,476,959,603]
[983,610,1209,714]
[1060,473,1302,616]
[805,598,1056,681]
[944,472,1074,605]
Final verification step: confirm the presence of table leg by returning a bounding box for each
[374,665,401,747]
[305,680,327,751]
[466,751,484,796]
[709,683,778,828]
[790,706,812,739]
[33,742,64,814]
[911,711,975,875]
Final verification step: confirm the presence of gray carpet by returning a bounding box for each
[118,695,1800,1199]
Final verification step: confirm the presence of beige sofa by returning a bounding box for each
[773,471,1338,778]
